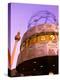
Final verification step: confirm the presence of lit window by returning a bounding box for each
[30,37,34,45]
[41,35,45,41]
[33,68,36,71]
[45,35,49,42]
[33,61,37,64]
[40,65,43,68]
[52,64,55,67]
[21,42,25,51]
[37,35,41,43]
[50,35,55,40]
[33,36,37,43]
[26,39,29,47]
[30,36,37,45]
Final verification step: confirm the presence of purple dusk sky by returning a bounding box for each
[9,3,58,69]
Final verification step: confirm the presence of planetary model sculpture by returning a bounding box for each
[16,11,58,76]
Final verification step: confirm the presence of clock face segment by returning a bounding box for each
[20,23,58,62]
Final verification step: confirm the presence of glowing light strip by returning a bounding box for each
[20,32,58,51]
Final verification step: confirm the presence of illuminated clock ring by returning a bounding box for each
[20,32,58,51]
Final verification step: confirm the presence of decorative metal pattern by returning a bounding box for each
[28,11,57,29]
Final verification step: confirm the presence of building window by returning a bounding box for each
[21,42,25,51]
[29,35,37,46]
[26,39,29,48]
